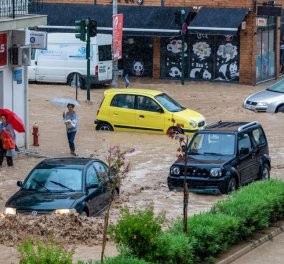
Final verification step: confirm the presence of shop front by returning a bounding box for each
[255,17,276,83]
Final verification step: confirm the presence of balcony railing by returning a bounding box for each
[0,0,43,18]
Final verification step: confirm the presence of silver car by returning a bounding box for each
[243,80,284,113]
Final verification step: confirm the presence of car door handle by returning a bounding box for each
[139,115,144,118]
[113,113,118,116]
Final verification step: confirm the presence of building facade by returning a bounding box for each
[41,0,284,85]
[0,0,47,147]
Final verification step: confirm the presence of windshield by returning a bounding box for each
[267,80,284,93]
[155,93,184,112]
[23,168,83,192]
[188,133,236,156]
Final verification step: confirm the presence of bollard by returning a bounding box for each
[32,122,39,146]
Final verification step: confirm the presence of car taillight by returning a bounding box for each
[95,65,98,76]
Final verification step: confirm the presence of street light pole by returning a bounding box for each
[112,0,119,88]
[181,10,186,85]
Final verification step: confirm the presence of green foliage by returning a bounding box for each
[17,239,73,264]
[212,180,284,238]
[170,212,239,262]
[109,207,164,260]
[153,232,194,264]
[94,255,150,264]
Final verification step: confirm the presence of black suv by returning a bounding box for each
[168,121,271,194]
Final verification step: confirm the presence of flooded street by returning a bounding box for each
[0,78,284,262]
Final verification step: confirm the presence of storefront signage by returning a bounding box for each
[257,6,282,16]
[0,33,7,67]
[113,14,123,61]
[29,31,47,49]
[256,17,267,27]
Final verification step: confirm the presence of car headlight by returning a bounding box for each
[5,207,16,215]
[170,166,180,175]
[55,209,77,215]
[257,102,268,107]
[210,168,222,177]
[189,120,197,128]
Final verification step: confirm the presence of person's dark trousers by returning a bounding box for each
[0,140,4,166]
[0,141,13,167]
[67,131,77,152]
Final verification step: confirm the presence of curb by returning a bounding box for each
[216,222,284,264]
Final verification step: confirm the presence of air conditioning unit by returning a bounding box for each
[10,45,31,66]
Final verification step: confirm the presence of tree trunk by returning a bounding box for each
[101,198,113,264]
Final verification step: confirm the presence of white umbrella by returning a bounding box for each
[50,97,80,108]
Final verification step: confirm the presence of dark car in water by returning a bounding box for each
[168,121,271,194]
[5,157,118,216]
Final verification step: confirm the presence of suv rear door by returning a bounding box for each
[238,132,259,184]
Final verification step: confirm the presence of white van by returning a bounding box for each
[28,33,113,88]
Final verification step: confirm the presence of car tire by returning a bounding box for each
[167,126,184,135]
[227,177,237,194]
[67,73,86,90]
[276,104,284,113]
[80,210,88,217]
[260,164,270,180]
[96,122,113,131]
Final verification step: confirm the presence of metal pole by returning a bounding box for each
[112,0,119,88]
[181,10,185,85]
[86,18,91,101]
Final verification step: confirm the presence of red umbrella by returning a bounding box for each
[0,109,25,133]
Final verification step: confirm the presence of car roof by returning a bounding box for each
[37,157,101,167]
[202,121,261,133]
[104,88,163,97]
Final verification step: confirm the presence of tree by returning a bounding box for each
[167,124,190,233]
[99,145,135,263]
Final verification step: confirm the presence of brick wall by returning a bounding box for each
[153,37,161,79]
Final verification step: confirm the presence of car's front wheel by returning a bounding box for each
[227,177,237,194]
[96,122,114,131]
[276,104,284,113]
[260,164,270,180]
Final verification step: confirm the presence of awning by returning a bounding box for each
[42,3,191,37]
[188,7,249,35]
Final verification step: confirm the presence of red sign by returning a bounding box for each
[113,14,123,61]
[0,33,7,67]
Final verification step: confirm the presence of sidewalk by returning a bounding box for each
[216,220,284,264]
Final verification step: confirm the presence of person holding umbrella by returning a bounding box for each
[0,114,16,167]
[63,103,78,156]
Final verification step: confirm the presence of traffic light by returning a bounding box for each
[88,19,97,37]
[75,20,86,41]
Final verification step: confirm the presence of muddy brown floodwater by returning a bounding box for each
[0,78,284,263]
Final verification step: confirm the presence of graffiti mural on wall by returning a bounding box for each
[160,37,189,79]
[189,34,240,82]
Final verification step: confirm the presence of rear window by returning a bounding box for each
[99,45,112,61]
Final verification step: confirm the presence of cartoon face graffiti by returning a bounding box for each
[192,42,211,61]
[167,39,188,54]
[217,43,238,63]
[133,61,144,76]
[169,67,181,78]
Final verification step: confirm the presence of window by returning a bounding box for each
[110,94,135,109]
[86,166,99,186]
[137,96,162,112]
[98,45,112,61]
[94,161,108,180]
[252,128,266,145]
[238,133,252,153]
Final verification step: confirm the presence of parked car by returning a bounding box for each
[243,79,284,112]
[95,88,205,135]
[5,157,118,216]
[168,121,270,194]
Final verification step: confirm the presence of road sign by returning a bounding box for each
[29,31,47,49]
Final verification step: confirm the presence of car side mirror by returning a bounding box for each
[17,181,23,187]
[240,147,249,156]
[86,183,99,189]
[157,107,164,113]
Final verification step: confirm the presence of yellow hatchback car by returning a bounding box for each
[94,88,205,135]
